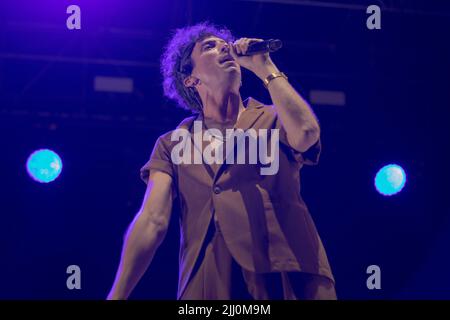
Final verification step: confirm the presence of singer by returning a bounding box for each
[108,21,336,300]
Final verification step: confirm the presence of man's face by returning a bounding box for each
[188,35,241,91]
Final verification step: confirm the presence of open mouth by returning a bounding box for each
[222,60,236,65]
[219,55,235,64]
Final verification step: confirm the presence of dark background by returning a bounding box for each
[1,0,449,299]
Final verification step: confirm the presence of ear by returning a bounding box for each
[183,76,199,88]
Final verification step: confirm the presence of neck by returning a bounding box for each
[200,88,245,124]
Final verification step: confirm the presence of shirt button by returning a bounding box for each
[213,185,222,194]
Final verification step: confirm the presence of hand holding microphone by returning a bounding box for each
[228,38,282,77]
[228,37,285,85]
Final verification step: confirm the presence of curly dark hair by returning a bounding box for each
[160,21,235,114]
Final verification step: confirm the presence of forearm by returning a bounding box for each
[108,213,166,300]
[254,60,321,151]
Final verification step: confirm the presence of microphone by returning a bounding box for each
[241,39,283,56]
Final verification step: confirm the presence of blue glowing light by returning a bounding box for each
[374,164,406,196]
[26,149,63,183]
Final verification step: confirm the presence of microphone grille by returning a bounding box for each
[268,39,283,52]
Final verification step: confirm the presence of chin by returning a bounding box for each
[224,67,241,78]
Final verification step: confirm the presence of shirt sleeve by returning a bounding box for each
[275,115,322,166]
[140,135,176,184]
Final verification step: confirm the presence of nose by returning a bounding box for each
[220,42,230,53]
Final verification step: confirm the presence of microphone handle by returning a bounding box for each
[242,39,283,56]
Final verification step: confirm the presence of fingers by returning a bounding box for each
[228,42,239,59]
[232,38,264,55]
[234,38,247,55]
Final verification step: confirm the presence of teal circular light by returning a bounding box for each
[374,164,406,196]
[26,149,63,183]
